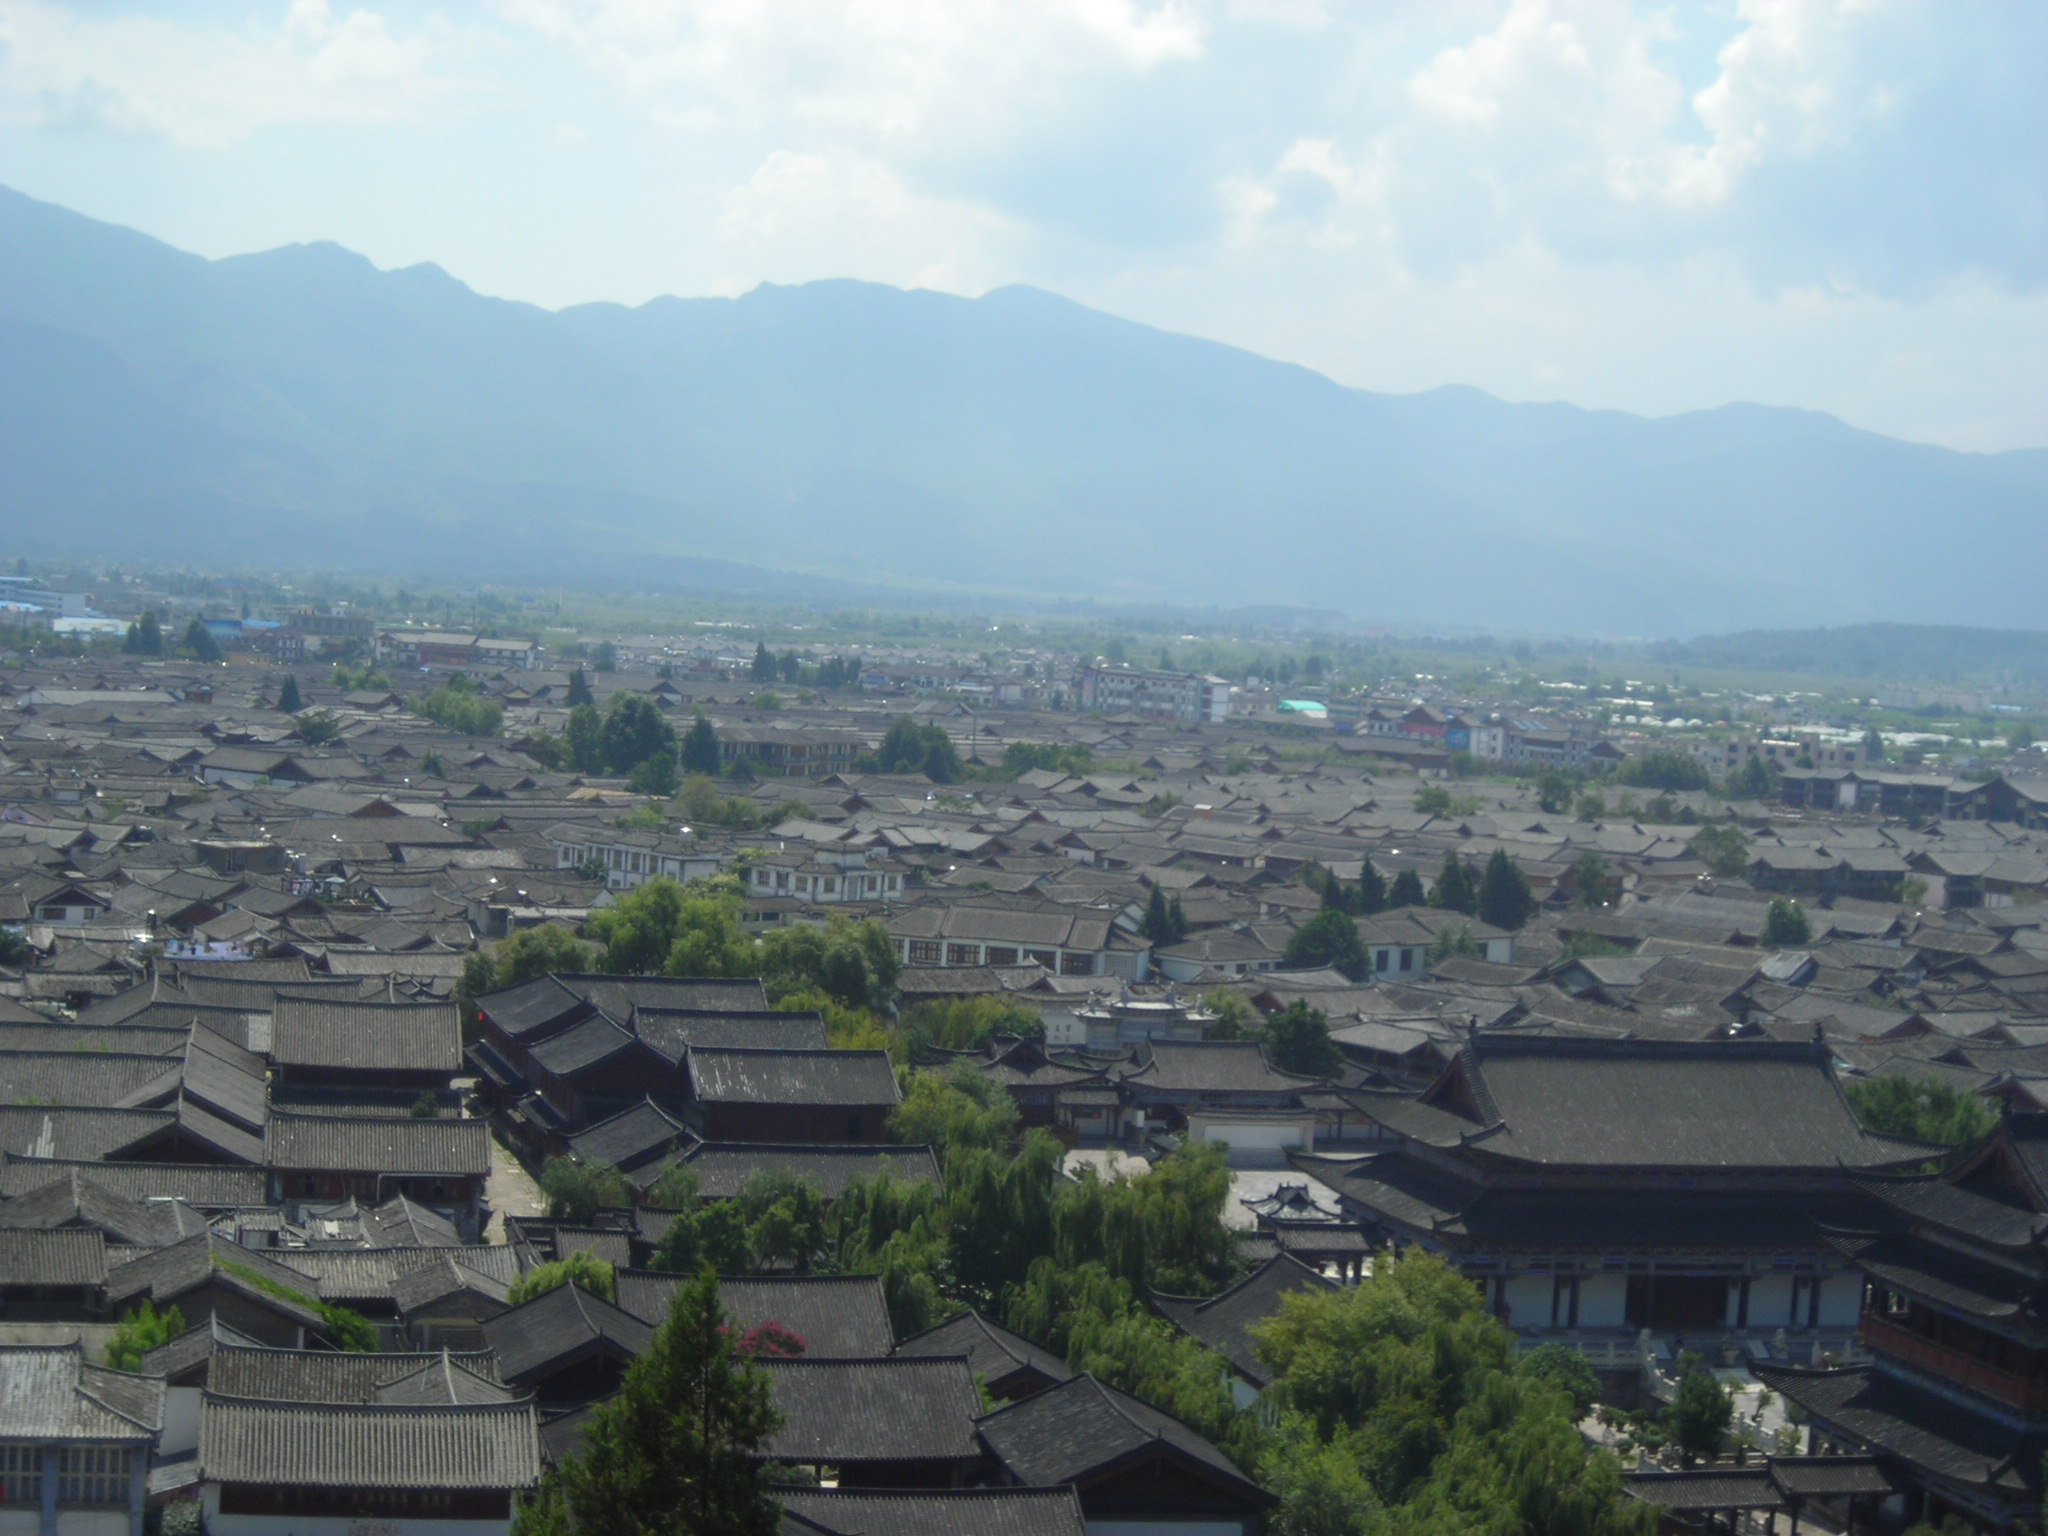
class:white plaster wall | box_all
[162,1386,202,1456]
[1748,1275,1794,1328]
[1817,1277,1863,1328]
[1502,1276,1552,1328]
[1577,1274,1628,1328]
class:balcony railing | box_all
[1861,1311,2048,1412]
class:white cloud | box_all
[0,0,470,148]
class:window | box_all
[907,941,941,965]
[945,944,982,966]
[1374,950,1390,974]
[1,1445,42,1506]
[58,1446,128,1506]
[1060,952,1094,976]
[985,947,1019,967]
[1399,948,1415,972]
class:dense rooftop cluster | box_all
[4,637,2048,1534]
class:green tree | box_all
[1201,990,1259,1041]
[1388,868,1427,908]
[1687,824,1751,877]
[1573,851,1613,910]
[124,611,163,655]
[1263,1001,1343,1078]
[1354,857,1388,915]
[1427,923,1480,963]
[751,642,775,683]
[565,703,605,774]
[1476,850,1535,930]
[1667,1354,1732,1467]
[1725,754,1777,800]
[468,926,593,1000]
[601,694,678,777]
[508,1251,618,1307]
[875,716,959,782]
[1762,896,1812,948]
[1252,1249,1648,1535]
[681,713,721,775]
[628,754,678,796]
[293,709,343,746]
[415,679,503,736]
[1285,911,1369,981]
[540,1157,633,1221]
[1536,772,1575,815]
[592,641,617,673]
[1429,853,1477,915]
[1844,1076,1996,1148]
[890,1062,1019,1155]
[1518,1343,1601,1420]
[276,675,303,713]
[106,1300,185,1371]
[1141,885,1178,946]
[526,1266,781,1536]
[1617,751,1710,792]
[653,1201,756,1278]
[565,668,595,707]
[182,619,222,663]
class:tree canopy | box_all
[519,1267,781,1536]
[1284,911,1368,981]
[1476,850,1535,930]
[1762,896,1812,948]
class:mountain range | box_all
[1,183,2041,636]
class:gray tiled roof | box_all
[976,1373,1260,1498]
[688,1048,900,1108]
[1446,1036,1934,1170]
[0,1154,270,1208]
[483,1281,653,1385]
[892,1310,1070,1394]
[0,1342,163,1440]
[761,1357,982,1465]
[199,1393,541,1489]
[0,1166,194,1245]
[565,1100,690,1170]
[271,999,461,1074]
[614,1272,894,1357]
[207,1341,504,1402]
[777,1487,1087,1536]
[266,1112,491,1176]
[0,1226,106,1286]
[1152,1254,1335,1386]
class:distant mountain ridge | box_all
[1,184,2041,635]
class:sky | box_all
[1,0,2042,452]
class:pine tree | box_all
[124,611,163,656]
[565,668,595,708]
[681,713,721,776]
[1262,1001,1342,1077]
[1355,856,1388,915]
[1763,896,1812,948]
[1142,886,1174,945]
[1388,868,1426,908]
[751,643,775,683]
[1476,849,1535,930]
[183,619,222,663]
[276,676,303,714]
[1430,853,1478,915]
[1167,893,1189,943]
[526,1266,781,1536]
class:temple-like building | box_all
[1760,1113,2048,1532]
[1295,1034,1932,1376]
